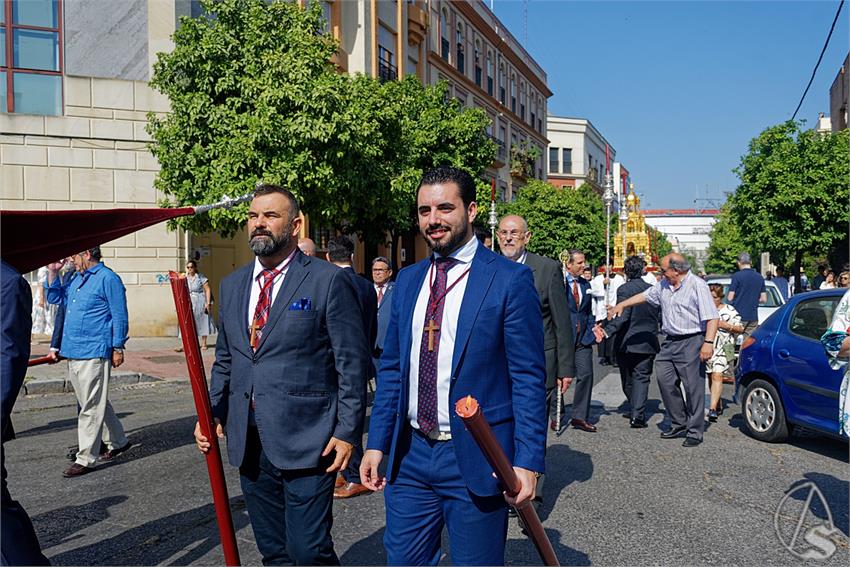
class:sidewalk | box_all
[25,335,215,395]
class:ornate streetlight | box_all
[602,172,615,305]
[488,179,498,250]
[619,196,629,265]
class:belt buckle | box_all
[427,429,452,441]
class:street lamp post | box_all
[488,179,498,250]
[602,172,615,306]
[619,203,629,266]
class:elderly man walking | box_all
[609,253,719,447]
[46,246,131,476]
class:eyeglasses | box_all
[372,268,389,273]
[497,230,525,238]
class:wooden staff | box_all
[169,271,241,566]
[455,396,559,566]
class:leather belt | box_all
[415,428,452,441]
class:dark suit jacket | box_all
[209,251,369,470]
[1,260,32,444]
[524,252,575,386]
[368,243,547,497]
[603,278,660,354]
[374,281,395,353]
[566,274,596,346]
[342,267,377,352]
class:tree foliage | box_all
[500,181,606,264]
[147,0,495,243]
[731,120,849,286]
[704,203,744,274]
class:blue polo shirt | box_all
[729,268,765,322]
[46,263,129,360]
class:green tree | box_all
[704,203,744,274]
[500,181,606,264]
[732,120,850,291]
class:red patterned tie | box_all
[376,285,384,306]
[572,278,581,337]
[417,257,457,434]
[251,268,280,350]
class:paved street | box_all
[6,360,848,566]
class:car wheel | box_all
[742,379,789,443]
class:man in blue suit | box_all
[1,260,50,565]
[563,250,602,432]
[194,184,369,565]
[360,167,547,565]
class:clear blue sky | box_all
[493,0,849,209]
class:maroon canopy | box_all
[1,207,194,275]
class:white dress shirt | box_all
[407,234,478,432]
[246,249,297,330]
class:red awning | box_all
[1,207,194,275]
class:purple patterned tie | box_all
[417,257,458,434]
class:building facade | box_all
[1,0,548,336]
[642,209,719,272]
[546,115,615,195]
[829,52,848,132]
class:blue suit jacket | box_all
[1,260,32,444]
[374,280,395,353]
[566,275,596,346]
[367,243,547,496]
[209,251,369,470]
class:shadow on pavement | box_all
[97,415,199,471]
[789,473,850,538]
[728,410,849,462]
[16,413,133,438]
[539,444,593,523]
[505,527,591,566]
[339,526,386,565]
[45,496,251,565]
[32,495,129,551]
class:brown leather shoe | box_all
[549,419,558,432]
[63,463,94,478]
[334,474,346,489]
[570,418,598,433]
[100,442,132,462]
[333,482,371,499]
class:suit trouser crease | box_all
[654,335,705,440]
[383,429,508,566]
[570,345,594,421]
[239,428,339,566]
[68,358,127,467]
[619,352,655,420]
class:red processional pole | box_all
[455,396,559,566]
[169,271,241,566]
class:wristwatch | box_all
[114,348,124,353]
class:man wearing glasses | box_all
[47,247,131,476]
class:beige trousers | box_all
[67,358,128,467]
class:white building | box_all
[642,208,719,271]
[546,115,615,195]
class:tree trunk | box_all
[793,249,803,294]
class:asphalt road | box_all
[5,360,848,566]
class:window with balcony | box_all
[455,23,464,74]
[510,74,516,114]
[486,51,493,96]
[549,147,559,173]
[519,82,525,120]
[1,0,63,115]
[440,9,449,62]
[498,62,505,105]
[473,39,481,87]
[562,148,572,174]
[378,46,397,82]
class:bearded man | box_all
[194,183,369,564]
[360,167,547,565]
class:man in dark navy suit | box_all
[1,259,50,566]
[601,256,661,428]
[361,166,547,565]
[326,235,376,500]
[194,184,369,565]
[370,256,395,371]
[563,250,602,432]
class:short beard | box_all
[426,223,470,256]
[502,246,523,261]
[249,224,291,257]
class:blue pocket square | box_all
[290,297,312,311]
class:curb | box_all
[22,372,162,396]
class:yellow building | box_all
[613,185,654,271]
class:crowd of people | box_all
[3,164,848,565]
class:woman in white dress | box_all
[707,283,744,421]
[175,260,215,351]
[821,289,850,437]
[31,262,67,335]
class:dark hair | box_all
[254,182,301,221]
[327,235,355,262]
[566,249,584,265]
[186,260,197,269]
[418,166,477,208]
[85,246,102,262]
[474,225,491,244]
[708,283,724,300]
[623,255,646,280]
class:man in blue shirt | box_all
[727,252,766,338]
[772,266,791,302]
[47,246,131,477]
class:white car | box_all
[705,277,786,325]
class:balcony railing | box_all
[378,60,398,83]
[488,134,507,163]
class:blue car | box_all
[735,289,847,443]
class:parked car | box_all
[735,289,847,443]
[705,276,785,325]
